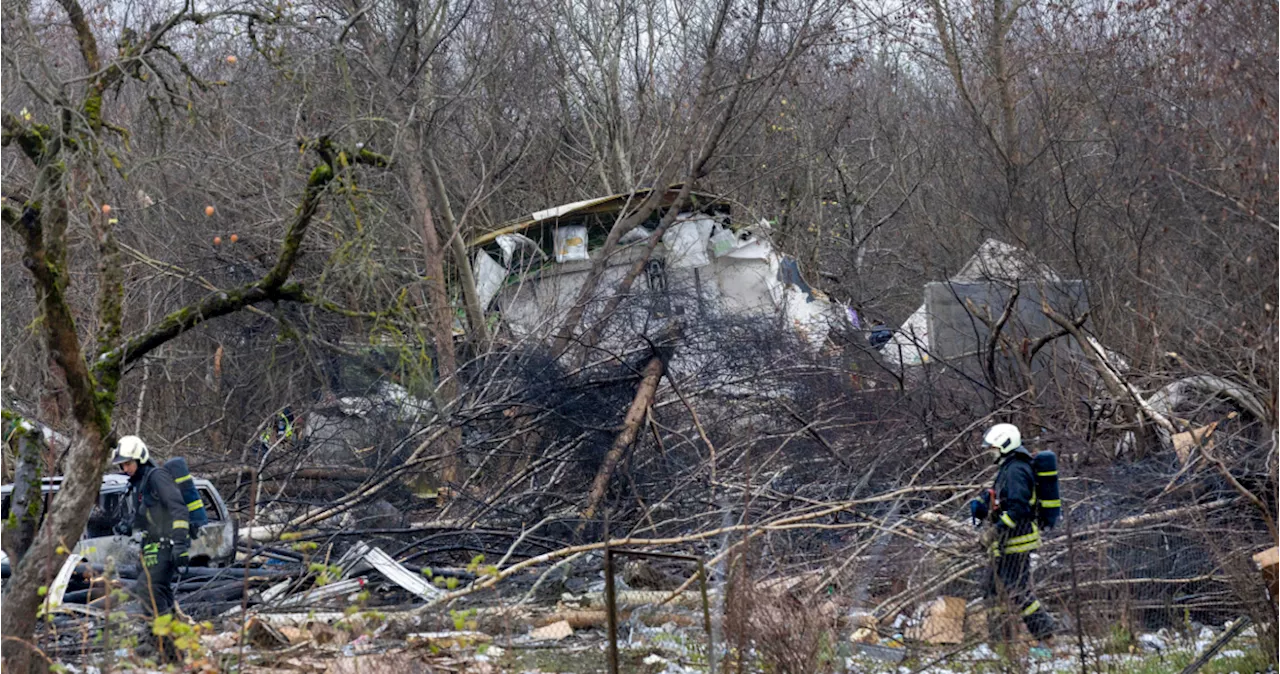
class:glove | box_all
[173,538,191,574]
[969,498,987,523]
[113,520,132,537]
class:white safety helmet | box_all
[110,435,150,465]
[983,423,1022,455]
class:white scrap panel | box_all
[554,226,589,262]
[880,305,930,368]
[473,249,507,311]
[362,545,446,601]
[41,553,84,616]
[662,216,714,269]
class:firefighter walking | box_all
[970,423,1057,653]
[111,435,190,649]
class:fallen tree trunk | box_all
[208,465,376,483]
[579,350,670,527]
[1041,298,1176,438]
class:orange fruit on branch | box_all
[205,205,216,216]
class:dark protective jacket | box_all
[989,448,1040,555]
[127,462,191,546]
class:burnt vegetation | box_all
[1,0,1275,670]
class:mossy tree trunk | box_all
[0,146,366,672]
[0,4,387,668]
[1,414,47,566]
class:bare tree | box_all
[548,0,830,357]
[0,2,387,667]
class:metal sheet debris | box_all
[274,577,367,608]
[473,249,507,311]
[362,545,446,601]
[41,554,84,616]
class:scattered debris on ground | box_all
[30,534,1276,674]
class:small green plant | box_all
[450,608,478,631]
[95,608,138,648]
[343,589,372,617]
[150,613,216,663]
[308,562,342,586]
[432,574,461,589]
[462,553,498,581]
[1104,623,1137,654]
[291,541,319,553]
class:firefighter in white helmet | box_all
[111,436,190,628]
[969,423,1056,652]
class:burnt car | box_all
[1,473,237,572]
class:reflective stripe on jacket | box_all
[989,449,1040,556]
[261,412,295,444]
[128,463,190,546]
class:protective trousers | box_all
[984,551,1055,641]
[131,541,178,617]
